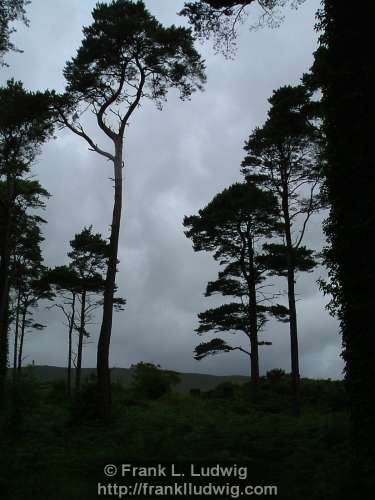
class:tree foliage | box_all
[241,84,321,412]
[308,1,375,489]
[180,0,306,55]
[0,0,29,64]
[10,215,52,375]
[0,80,53,403]
[130,362,180,400]
[184,182,288,384]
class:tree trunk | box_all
[17,304,27,374]
[67,292,76,397]
[0,205,12,403]
[75,289,86,392]
[0,290,9,408]
[12,287,22,383]
[0,175,15,405]
[97,140,123,419]
[282,192,300,416]
[247,232,260,393]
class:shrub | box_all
[266,369,286,383]
[130,362,180,400]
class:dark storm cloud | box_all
[1,0,343,379]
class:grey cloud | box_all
[2,0,343,379]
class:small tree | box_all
[10,219,53,375]
[68,226,113,392]
[46,265,80,397]
[52,0,206,418]
[241,85,321,413]
[184,182,288,390]
[48,227,125,394]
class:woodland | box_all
[0,1,374,499]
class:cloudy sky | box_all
[2,0,343,379]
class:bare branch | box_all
[119,57,146,136]
[54,107,114,162]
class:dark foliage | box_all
[130,362,180,400]
[180,0,306,55]
[0,0,29,64]
[0,375,350,500]
[308,1,375,493]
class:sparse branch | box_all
[232,345,251,356]
[55,107,114,161]
[97,63,128,140]
[120,58,146,136]
[294,178,319,249]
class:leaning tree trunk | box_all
[282,192,300,416]
[97,139,123,419]
[75,289,86,391]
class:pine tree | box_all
[51,0,205,418]
[0,80,53,404]
[184,181,288,390]
[241,85,321,413]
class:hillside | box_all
[14,365,250,392]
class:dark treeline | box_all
[0,0,374,497]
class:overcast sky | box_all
[1,0,343,379]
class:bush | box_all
[130,362,180,400]
[210,382,236,399]
[266,369,286,383]
[70,380,99,423]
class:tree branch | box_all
[55,107,114,162]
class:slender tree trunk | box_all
[75,289,86,392]
[17,304,27,374]
[12,287,22,383]
[0,207,12,403]
[282,193,300,415]
[67,292,76,397]
[97,139,123,419]
[0,291,9,408]
[247,233,260,392]
[0,175,15,405]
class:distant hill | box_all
[16,365,249,392]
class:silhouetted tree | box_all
[180,0,306,54]
[48,227,125,395]
[0,0,29,64]
[52,0,206,419]
[184,182,288,390]
[68,227,109,392]
[0,80,53,403]
[10,209,48,381]
[46,265,80,397]
[241,85,321,413]
[9,220,52,375]
[307,1,375,491]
